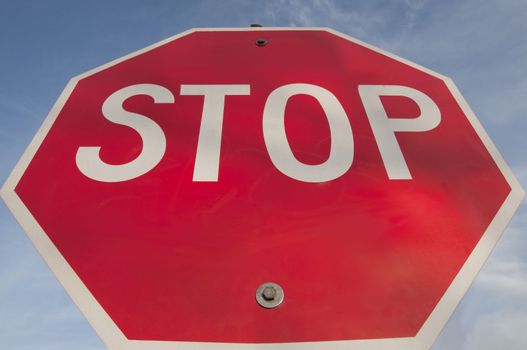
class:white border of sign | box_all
[1,27,524,350]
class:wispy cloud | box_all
[0,216,103,350]
[462,310,527,350]
[262,0,383,38]
[433,204,527,350]
[477,255,527,296]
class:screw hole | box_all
[256,38,267,47]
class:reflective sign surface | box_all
[3,28,523,350]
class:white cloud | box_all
[475,204,527,297]
[0,218,103,350]
[463,310,527,350]
[476,257,527,296]
[432,203,527,350]
[263,0,383,38]
[512,165,527,186]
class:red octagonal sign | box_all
[1,28,524,350]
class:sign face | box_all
[1,28,524,350]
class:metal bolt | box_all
[262,286,277,301]
[256,282,284,309]
[255,38,267,47]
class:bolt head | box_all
[262,286,276,301]
[255,282,284,309]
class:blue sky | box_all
[0,0,526,349]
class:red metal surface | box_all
[15,30,510,342]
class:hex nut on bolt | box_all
[256,282,284,308]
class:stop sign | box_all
[1,27,524,350]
